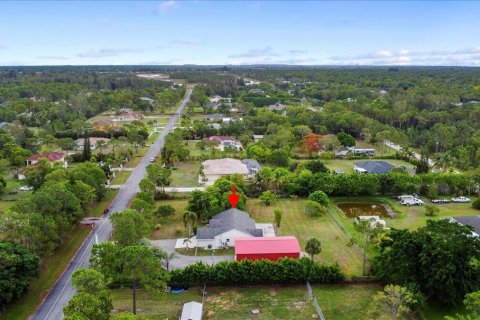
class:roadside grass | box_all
[1,226,91,320]
[322,158,414,173]
[170,161,201,187]
[89,189,119,217]
[151,199,189,239]
[124,147,149,168]
[147,132,160,144]
[246,199,364,276]
[111,170,131,185]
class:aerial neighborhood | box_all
[0,53,480,320]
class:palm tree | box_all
[183,210,197,237]
[401,146,415,160]
[96,140,106,161]
[434,153,454,172]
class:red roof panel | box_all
[235,236,301,255]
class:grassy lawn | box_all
[176,247,234,256]
[151,199,190,239]
[204,286,316,319]
[147,132,160,144]
[322,158,414,173]
[111,287,203,319]
[111,170,131,185]
[2,226,92,320]
[124,147,149,168]
[247,199,364,276]
[170,161,201,187]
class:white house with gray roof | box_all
[196,208,263,249]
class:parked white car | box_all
[19,186,33,191]
[451,197,471,203]
[149,157,155,163]
[400,198,424,206]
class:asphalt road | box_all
[31,88,192,320]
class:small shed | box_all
[235,236,301,262]
[180,301,203,320]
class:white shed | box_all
[180,301,203,320]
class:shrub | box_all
[424,204,439,216]
[304,200,327,217]
[168,257,344,287]
[155,205,176,217]
[308,190,330,207]
[259,190,277,206]
[472,198,480,210]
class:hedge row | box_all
[169,258,344,287]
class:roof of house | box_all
[119,111,143,119]
[252,134,264,139]
[241,159,261,169]
[181,301,203,320]
[27,152,64,162]
[203,136,238,144]
[235,236,300,255]
[75,137,110,145]
[196,208,263,239]
[205,113,224,119]
[94,119,114,126]
[354,161,395,173]
[210,123,221,130]
[268,103,287,111]
[451,216,480,235]
[202,158,249,175]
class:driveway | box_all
[150,239,234,269]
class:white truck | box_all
[431,198,450,204]
[451,196,471,203]
[400,197,424,206]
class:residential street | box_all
[31,88,193,320]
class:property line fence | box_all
[306,281,326,320]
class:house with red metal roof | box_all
[26,152,67,168]
[235,236,301,262]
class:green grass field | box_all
[151,199,190,239]
[247,199,364,276]
[170,161,201,187]
[111,170,132,185]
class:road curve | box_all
[31,88,193,320]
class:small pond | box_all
[337,202,390,218]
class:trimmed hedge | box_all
[169,257,344,287]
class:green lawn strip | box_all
[147,132,160,144]
[247,199,364,276]
[111,170,132,185]
[124,147,149,168]
[170,161,201,187]
[1,226,91,320]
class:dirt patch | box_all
[269,288,277,297]
[207,290,241,311]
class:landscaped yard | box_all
[111,170,131,185]
[151,199,190,239]
[247,199,364,276]
[170,161,201,187]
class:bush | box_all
[424,204,439,216]
[259,190,277,206]
[155,205,176,217]
[304,200,327,217]
[308,190,330,207]
[472,198,480,210]
[168,257,344,287]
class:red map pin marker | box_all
[228,185,240,209]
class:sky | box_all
[0,1,479,66]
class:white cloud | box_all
[330,46,480,66]
[229,47,277,58]
[78,48,144,58]
[171,39,203,45]
[157,1,177,14]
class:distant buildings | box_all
[200,158,249,185]
[203,136,242,151]
[75,137,110,151]
[252,134,264,142]
[354,160,395,174]
[114,111,143,122]
[268,103,287,111]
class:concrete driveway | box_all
[150,239,234,270]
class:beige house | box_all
[200,158,248,186]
